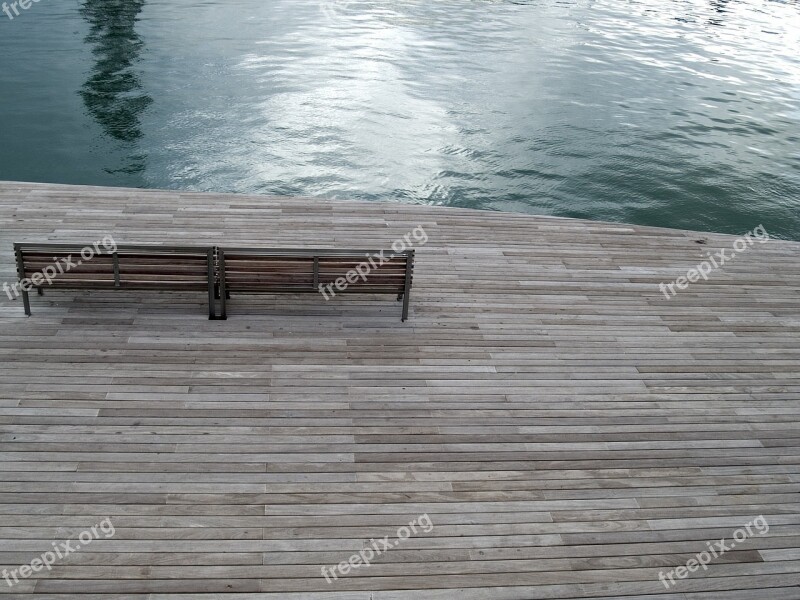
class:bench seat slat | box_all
[225,286,405,293]
[38,282,210,290]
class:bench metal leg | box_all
[21,289,31,316]
[218,251,228,320]
[207,249,219,320]
[213,285,230,301]
[14,246,31,317]
[401,250,413,322]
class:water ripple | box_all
[0,0,798,238]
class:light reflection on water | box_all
[0,0,798,238]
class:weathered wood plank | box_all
[0,181,799,598]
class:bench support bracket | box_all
[207,249,221,320]
[217,250,228,320]
[401,250,414,322]
[14,245,31,317]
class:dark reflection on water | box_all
[80,0,150,171]
[0,0,798,238]
[708,0,729,27]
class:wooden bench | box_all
[217,248,414,321]
[12,244,415,321]
[13,243,218,319]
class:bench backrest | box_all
[218,248,413,294]
[14,244,215,291]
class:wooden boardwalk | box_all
[1,181,799,599]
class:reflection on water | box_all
[707,0,729,26]
[79,0,151,173]
[0,0,798,238]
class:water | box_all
[0,0,798,239]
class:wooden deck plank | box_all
[0,181,799,597]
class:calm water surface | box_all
[1,0,798,238]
